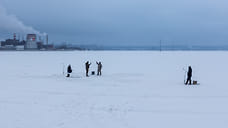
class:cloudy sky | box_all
[0,0,228,46]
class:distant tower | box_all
[46,34,48,45]
[18,34,20,41]
[13,33,16,40]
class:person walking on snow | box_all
[66,64,72,77]
[185,66,192,85]
[85,61,91,77]
[96,61,102,76]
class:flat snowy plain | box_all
[0,51,228,128]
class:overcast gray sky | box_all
[1,0,228,46]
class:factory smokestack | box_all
[18,34,20,41]
[13,33,16,40]
[46,34,48,45]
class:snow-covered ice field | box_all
[1,51,228,128]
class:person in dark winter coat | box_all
[66,64,72,77]
[85,61,91,77]
[96,61,102,76]
[185,66,192,85]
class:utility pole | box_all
[160,40,162,52]
[46,34,48,45]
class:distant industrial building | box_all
[0,34,25,50]
[0,33,54,50]
[0,33,83,51]
[26,34,37,49]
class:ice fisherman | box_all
[85,61,91,77]
[185,66,192,85]
[66,64,72,77]
[96,61,102,76]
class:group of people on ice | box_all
[66,61,102,77]
[66,62,196,85]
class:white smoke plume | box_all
[0,5,45,39]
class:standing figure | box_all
[85,61,91,77]
[67,64,72,77]
[96,61,102,76]
[185,66,192,85]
